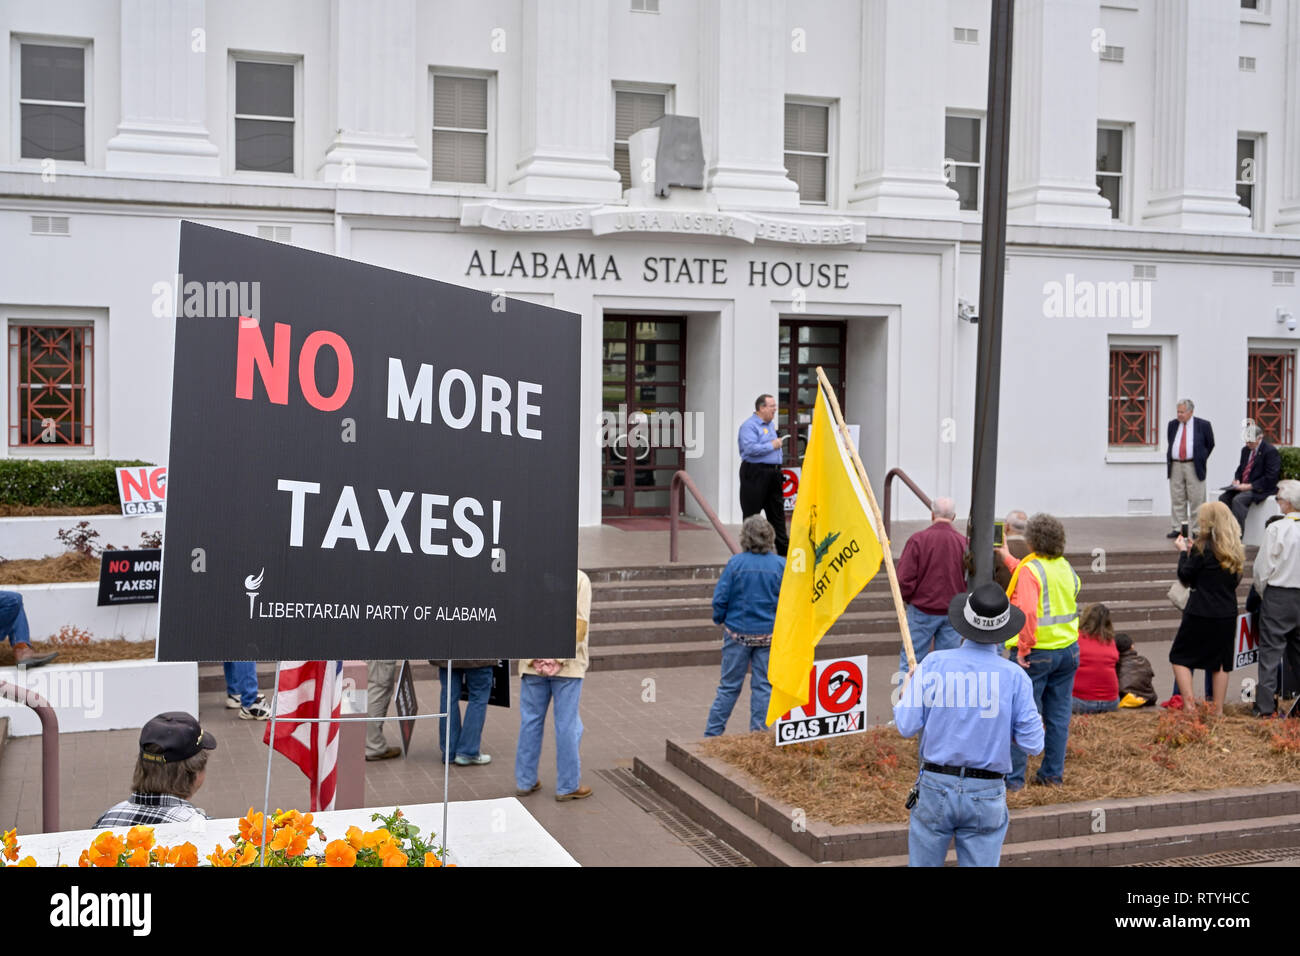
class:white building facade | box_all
[2,0,1300,528]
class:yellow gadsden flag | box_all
[765,380,884,725]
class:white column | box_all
[1277,0,1300,232]
[1142,0,1251,231]
[508,0,622,200]
[104,0,219,175]
[318,0,428,186]
[848,0,958,216]
[1005,0,1111,224]
[698,0,799,209]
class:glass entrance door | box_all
[601,316,687,516]
[778,320,846,466]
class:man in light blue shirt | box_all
[894,582,1044,867]
[737,393,788,556]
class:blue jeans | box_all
[0,591,31,646]
[515,674,584,795]
[1071,696,1118,714]
[222,662,259,706]
[1008,643,1079,789]
[908,770,1009,867]
[704,634,771,736]
[899,605,962,678]
[438,666,493,760]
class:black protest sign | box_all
[97,549,162,606]
[458,660,511,708]
[158,222,580,661]
[394,660,417,756]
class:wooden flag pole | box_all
[814,367,916,671]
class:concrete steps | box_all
[586,547,1249,670]
[633,738,1300,866]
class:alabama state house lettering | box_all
[466,250,850,289]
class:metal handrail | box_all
[669,470,740,562]
[0,680,59,832]
[882,467,933,539]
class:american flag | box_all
[262,661,343,812]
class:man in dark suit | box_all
[1167,399,1214,539]
[1219,424,1281,532]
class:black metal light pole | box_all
[968,0,1015,585]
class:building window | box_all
[613,89,666,192]
[432,74,488,184]
[779,321,845,466]
[19,43,86,162]
[1096,126,1124,220]
[785,101,830,204]
[944,115,981,212]
[631,0,660,11]
[234,60,295,173]
[1248,350,1294,445]
[8,324,94,447]
[1237,136,1260,228]
[1108,348,1159,446]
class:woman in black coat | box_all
[1171,501,1244,713]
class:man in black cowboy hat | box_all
[893,583,1044,867]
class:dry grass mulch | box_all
[0,504,119,517]
[0,552,100,584]
[0,639,155,666]
[697,705,1300,826]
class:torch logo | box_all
[244,568,264,620]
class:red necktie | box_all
[1244,447,1258,481]
[1178,425,1187,460]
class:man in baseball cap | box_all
[95,712,217,827]
[893,582,1044,866]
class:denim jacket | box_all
[712,550,785,635]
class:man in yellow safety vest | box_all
[996,512,1080,791]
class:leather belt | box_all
[923,762,1004,780]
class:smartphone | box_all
[993,521,1005,547]
[1181,522,1189,539]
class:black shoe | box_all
[1166,530,1180,539]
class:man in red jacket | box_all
[895,496,969,678]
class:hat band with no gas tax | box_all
[964,603,1011,631]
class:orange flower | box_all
[300,813,314,832]
[92,831,124,858]
[302,856,318,867]
[207,845,233,867]
[238,809,265,846]
[424,852,443,868]
[125,826,155,851]
[78,850,90,868]
[2,828,17,861]
[2,845,16,862]
[379,845,407,868]
[345,825,365,851]
[234,844,258,867]
[16,856,36,867]
[286,833,310,858]
[125,847,150,867]
[165,844,198,868]
[268,827,294,853]
[324,840,356,868]
[361,828,392,849]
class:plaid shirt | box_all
[94,792,206,828]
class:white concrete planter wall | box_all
[1,513,165,561]
[11,582,157,643]
[0,658,197,737]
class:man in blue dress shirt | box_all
[737,394,789,556]
[894,582,1044,867]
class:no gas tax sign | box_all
[775,655,868,745]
